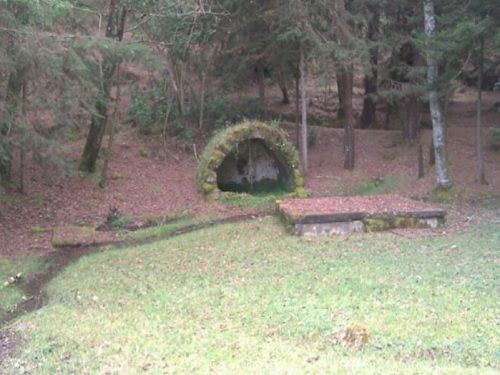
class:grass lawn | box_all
[2,217,499,374]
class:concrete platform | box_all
[277,195,446,236]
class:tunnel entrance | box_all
[216,138,293,194]
[196,121,304,198]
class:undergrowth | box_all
[354,174,409,196]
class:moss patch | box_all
[51,225,96,248]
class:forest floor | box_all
[0,84,499,257]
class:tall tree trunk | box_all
[418,142,425,178]
[423,0,451,188]
[336,69,345,120]
[299,44,308,173]
[360,61,378,129]
[338,64,355,170]
[277,68,290,105]
[360,9,379,129]
[404,94,420,141]
[476,34,486,184]
[198,71,207,129]
[279,84,290,105]
[80,0,126,173]
[0,64,28,184]
[295,72,300,148]
[176,66,185,116]
[100,63,122,189]
[18,80,28,193]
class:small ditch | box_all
[0,213,266,329]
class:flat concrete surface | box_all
[277,195,446,235]
[277,194,445,223]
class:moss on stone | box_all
[202,183,216,193]
[363,216,426,232]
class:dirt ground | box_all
[0,84,499,257]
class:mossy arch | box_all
[197,121,306,198]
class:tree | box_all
[423,0,452,189]
[359,2,380,129]
[299,42,308,173]
[469,0,500,184]
[0,0,74,186]
[475,34,486,184]
[79,0,127,173]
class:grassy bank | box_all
[2,218,499,374]
[0,256,48,323]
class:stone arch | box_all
[196,121,305,197]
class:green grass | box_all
[2,219,499,374]
[217,190,288,209]
[0,256,48,319]
[354,174,409,196]
[119,216,197,242]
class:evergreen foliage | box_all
[0,0,497,189]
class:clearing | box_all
[1,218,498,373]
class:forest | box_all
[0,1,499,373]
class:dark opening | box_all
[216,138,293,194]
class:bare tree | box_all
[299,42,308,173]
[475,34,487,184]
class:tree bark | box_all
[256,61,266,107]
[280,84,290,105]
[198,71,207,129]
[295,73,300,148]
[404,94,420,141]
[80,0,126,173]
[336,68,345,120]
[100,63,122,189]
[418,142,425,179]
[360,63,377,129]
[338,64,355,170]
[476,34,486,184]
[299,44,308,173]
[429,138,435,165]
[0,64,28,183]
[423,0,451,188]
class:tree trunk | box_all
[299,44,308,173]
[418,142,425,178]
[336,69,346,120]
[0,64,28,183]
[256,61,266,107]
[176,66,185,116]
[80,0,126,173]
[404,94,420,141]
[338,65,355,170]
[360,65,377,129]
[198,71,207,129]
[100,63,122,189]
[280,84,290,105]
[295,73,300,148]
[424,0,451,188]
[429,138,435,165]
[18,80,28,193]
[476,34,487,184]
[360,10,379,129]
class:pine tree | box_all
[79,0,127,173]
